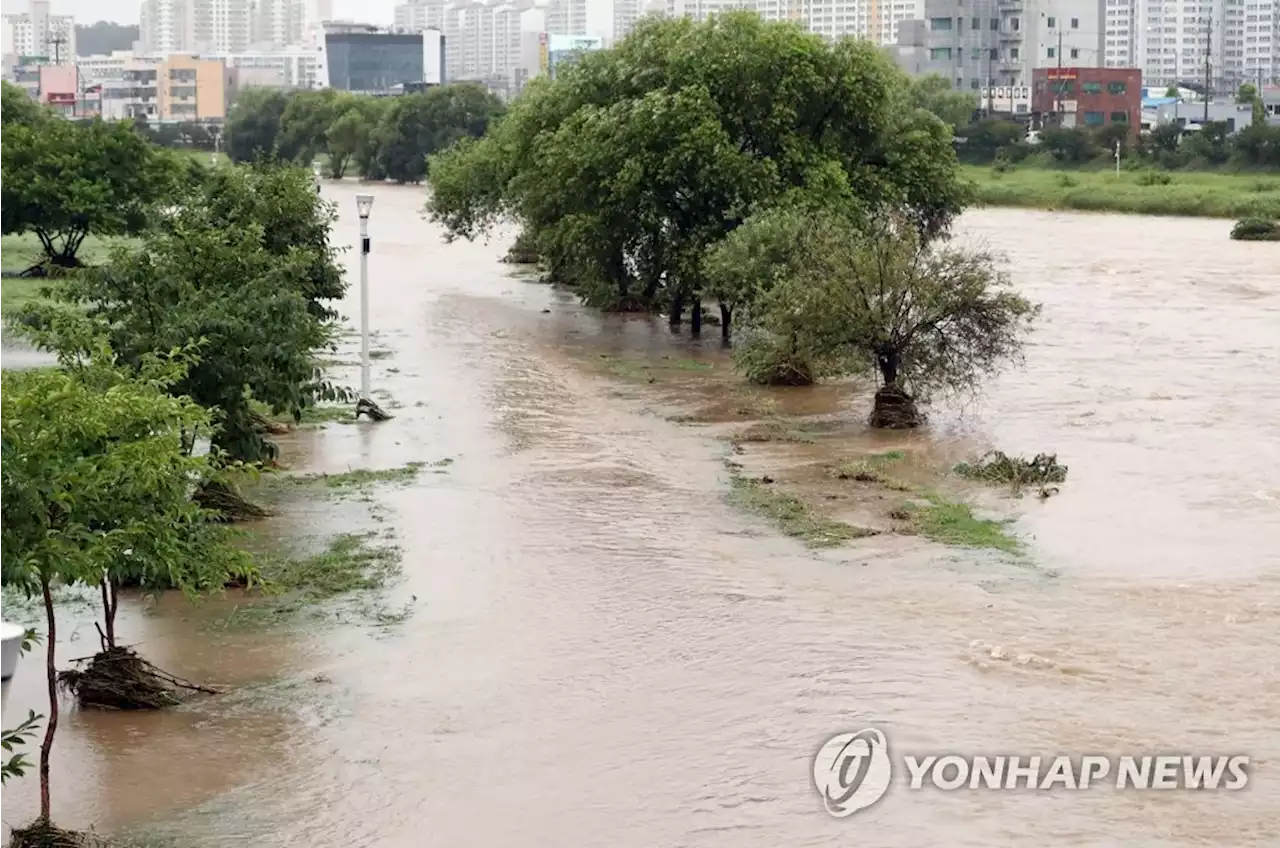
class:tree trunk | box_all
[39,575,58,823]
[690,298,702,337]
[99,578,119,651]
[720,303,732,343]
[668,292,684,327]
[868,386,921,429]
[876,349,899,387]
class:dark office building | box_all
[322,28,425,94]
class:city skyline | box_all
[0,0,393,25]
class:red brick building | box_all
[1032,67,1142,139]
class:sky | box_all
[0,0,395,26]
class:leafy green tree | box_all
[1237,83,1259,105]
[1164,84,1181,98]
[428,14,967,330]
[373,83,505,184]
[1039,126,1098,164]
[13,166,345,463]
[226,87,289,162]
[956,118,1026,164]
[908,74,979,131]
[2,710,41,784]
[277,88,345,163]
[2,359,249,836]
[1,117,176,271]
[325,108,369,178]
[1,80,47,127]
[1181,120,1233,165]
[730,210,1037,426]
[194,160,346,320]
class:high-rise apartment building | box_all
[140,0,252,54]
[2,1,77,62]
[892,0,1105,92]
[1131,0,1276,91]
[548,0,590,34]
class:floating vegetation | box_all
[58,647,217,711]
[831,450,913,490]
[954,450,1068,497]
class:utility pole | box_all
[1203,7,1212,123]
[987,49,994,115]
[49,33,65,65]
[1054,30,1064,119]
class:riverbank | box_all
[961,164,1280,218]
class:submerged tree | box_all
[426,13,968,329]
[733,211,1038,426]
[1,358,253,845]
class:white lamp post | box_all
[356,194,374,402]
[313,161,323,194]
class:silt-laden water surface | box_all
[2,185,1277,846]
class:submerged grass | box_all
[222,531,408,627]
[962,165,1280,218]
[727,472,877,548]
[898,494,1021,554]
[731,419,824,444]
[831,449,913,490]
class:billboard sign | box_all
[547,34,602,79]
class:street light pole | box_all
[356,194,373,401]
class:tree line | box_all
[427,13,1037,430]
[909,74,1280,170]
[2,83,351,846]
[224,83,506,184]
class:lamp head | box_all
[356,194,374,220]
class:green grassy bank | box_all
[1,234,138,314]
[961,165,1280,219]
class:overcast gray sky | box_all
[1,0,394,26]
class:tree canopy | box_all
[426,13,969,327]
[1,112,177,269]
[223,84,504,183]
[12,161,347,463]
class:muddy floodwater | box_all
[3,186,1278,847]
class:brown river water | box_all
[3,184,1278,847]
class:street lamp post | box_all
[356,194,374,402]
[352,194,391,422]
[313,161,323,194]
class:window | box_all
[930,16,953,29]
[1071,17,1080,27]
[1082,80,1102,93]
[990,47,998,58]
[990,17,999,29]
[1083,110,1105,124]
[1048,47,1056,57]
[1110,111,1129,122]
[930,47,954,60]
[1107,80,1127,94]
[1070,48,1079,58]
[972,16,980,28]
[1011,17,1020,30]
[971,78,981,89]
[1054,80,1076,94]
[1047,15,1057,26]
[1010,47,1020,59]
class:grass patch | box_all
[595,353,655,382]
[1,233,137,275]
[369,348,393,360]
[1,277,58,314]
[897,494,1021,554]
[311,462,425,488]
[728,473,877,548]
[833,449,913,490]
[961,165,1280,218]
[731,419,821,444]
[294,404,358,426]
[660,355,714,371]
[222,531,409,626]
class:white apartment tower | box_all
[140,0,253,54]
[1132,0,1276,91]
[548,0,590,33]
[2,0,77,61]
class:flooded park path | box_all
[3,184,1278,846]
